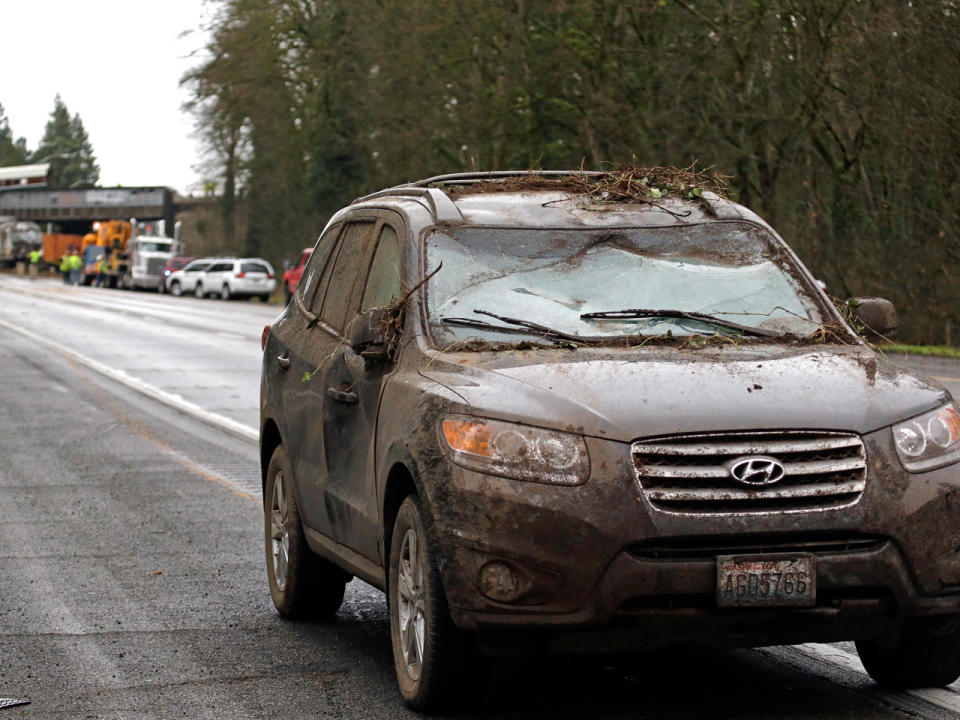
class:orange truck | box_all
[80,220,133,287]
[42,233,86,264]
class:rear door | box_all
[203,261,233,295]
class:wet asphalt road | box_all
[2,275,960,719]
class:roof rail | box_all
[411,170,604,186]
[351,186,462,222]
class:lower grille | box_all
[628,533,886,561]
[633,431,867,514]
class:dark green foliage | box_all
[31,95,99,189]
[0,103,29,167]
[184,0,960,344]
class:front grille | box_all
[146,257,166,275]
[633,431,866,514]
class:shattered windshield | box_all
[425,223,826,345]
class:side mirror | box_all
[348,307,394,361]
[848,297,897,338]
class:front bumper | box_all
[425,429,960,646]
[130,270,162,289]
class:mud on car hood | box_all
[422,346,948,443]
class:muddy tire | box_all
[264,445,347,619]
[856,631,960,688]
[389,495,473,711]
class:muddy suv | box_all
[260,170,960,710]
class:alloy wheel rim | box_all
[397,527,426,681]
[270,470,289,590]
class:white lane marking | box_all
[793,643,960,713]
[0,317,258,443]
[217,331,246,340]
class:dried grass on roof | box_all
[443,164,731,216]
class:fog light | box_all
[479,561,523,602]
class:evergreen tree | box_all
[32,95,99,188]
[0,102,29,166]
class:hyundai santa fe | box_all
[259,170,960,710]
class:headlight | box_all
[440,416,589,485]
[893,402,960,472]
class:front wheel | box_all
[389,495,473,711]
[857,629,960,688]
[170,281,182,296]
[264,445,347,619]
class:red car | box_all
[282,248,312,303]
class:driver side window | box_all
[361,225,403,311]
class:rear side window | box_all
[318,221,377,331]
[299,224,341,306]
[241,262,269,274]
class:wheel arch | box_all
[260,418,283,495]
[381,456,422,578]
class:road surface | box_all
[2,274,960,719]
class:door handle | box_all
[276,354,291,371]
[326,387,358,404]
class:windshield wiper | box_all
[441,309,587,344]
[580,308,779,338]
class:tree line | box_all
[184,0,959,344]
[0,95,99,189]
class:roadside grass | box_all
[872,343,960,358]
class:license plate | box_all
[717,554,816,607]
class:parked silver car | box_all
[197,258,275,301]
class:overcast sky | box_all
[1,1,213,195]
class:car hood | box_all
[420,345,948,442]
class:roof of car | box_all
[349,170,767,230]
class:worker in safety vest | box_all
[28,248,41,279]
[59,253,71,284]
[94,255,107,287]
[68,250,83,285]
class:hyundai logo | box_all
[728,456,786,486]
